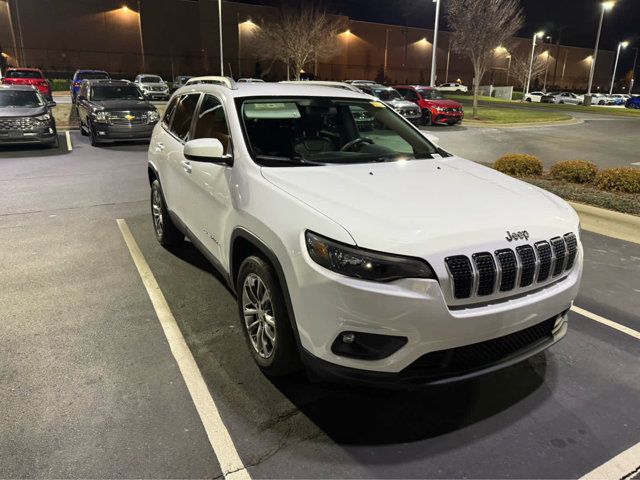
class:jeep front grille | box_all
[445,233,578,302]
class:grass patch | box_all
[52,104,77,128]
[449,94,640,118]
[524,177,640,216]
[467,107,571,124]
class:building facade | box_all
[0,0,615,91]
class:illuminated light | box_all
[456,78,462,83]
[535,31,545,38]
[343,29,351,35]
[621,41,629,48]
[602,1,615,11]
[122,5,129,12]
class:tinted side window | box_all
[162,96,179,128]
[170,94,200,141]
[192,95,231,155]
[405,89,419,101]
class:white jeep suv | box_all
[147,77,582,386]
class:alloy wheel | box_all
[152,188,163,237]
[242,273,276,358]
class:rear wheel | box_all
[526,97,532,102]
[150,180,183,247]
[237,256,301,376]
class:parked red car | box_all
[2,68,52,99]
[394,85,464,126]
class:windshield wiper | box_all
[254,154,325,167]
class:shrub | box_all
[595,168,640,194]
[48,78,71,92]
[550,160,598,184]
[494,153,543,177]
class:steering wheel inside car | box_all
[340,137,374,152]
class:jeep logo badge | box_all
[506,230,529,242]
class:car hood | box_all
[261,156,578,256]
[0,106,46,117]
[386,99,420,110]
[91,100,154,111]
[427,99,462,108]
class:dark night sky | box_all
[233,0,640,73]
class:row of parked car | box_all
[524,90,638,107]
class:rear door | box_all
[160,93,201,223]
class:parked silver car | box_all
[355,84,422,124]
[541,92,584,105]
[134,74,170,101]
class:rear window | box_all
[6,70,43,79]
[77,72,109,81]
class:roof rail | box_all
[185,76,238,90]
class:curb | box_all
[463,117,583,129]
[570,202,640,246]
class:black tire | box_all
[456,89,462,93]
[236,255,301,376]
[526,97,532,102]
[559,100,565,104]
[80,120,89,136]
[150,179,183,247]
[88,121,100,146]
[48,134,60,149]
[421,110,432,126]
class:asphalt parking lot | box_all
[431,110,640,169]
[1,131,639,478]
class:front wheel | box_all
[237,256,301,376]
[421,110,433,126]
[88,121,100,146]
[526,98,532,102]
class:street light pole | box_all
[543,36,551,91]
[609,41,628,94]
[525,31,544,96]
[430,0,441,87]
[587,1,615,98]
[630,47,639,93]
[218,0,224,75]
[137,0,146,72]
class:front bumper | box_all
[0,126,57,145]
[144,91,170,100]
[304,312,568,388]
[431,111,464,124]
[93,122,156,141]
[291,240,582,381]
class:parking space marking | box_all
[572,305,640,340]
[65,131,72,151]
[632,162,640,166]
[116,219,250,480]
[581,442,640,479]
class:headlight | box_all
[93,111,110,123]
[305,231,436,282]
[147,110,160,123]
[35,113,51,122]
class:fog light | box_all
[342,333,355,344]
[331,331,408,360]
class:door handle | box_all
[155,142,165,152]
[181,160,192,174]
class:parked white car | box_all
[524,91,545,103]
[147,77,582,386]
[437,82,468,93]
[134,74,170,100]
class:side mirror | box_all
[184,138,233,166]
[47,100,57,107]
[76,95,86,102]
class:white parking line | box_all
[571,305,640,340]
[116,219,250,480]
[580,442,640,479]
[65,130,72,151]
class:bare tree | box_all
[510,49,547,93]
[446,0,524,118]
[254,6,347,81]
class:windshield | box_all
[418,89,446,100]
[140,76,162,83]
[239,97,439,166]
[78,72,109,81]
[91,85,144,101]
[373,88,402,101]
[0,90,44,108]
[6,70,43,79]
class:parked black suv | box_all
[0,85,58,148]
[76,79,159,146]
